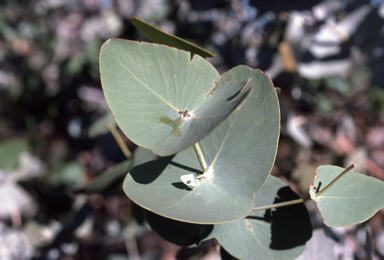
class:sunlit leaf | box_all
[144,176,312,260]
[123,66,279,223]
[100,39,252,156]
[208,176,312,260]
[310,165,384,227]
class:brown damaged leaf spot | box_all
[178,109,191,119]
[247,223,251,229]
[158,116,182,137]
[204,80,220,98]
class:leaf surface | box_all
[100,39,252,156]
[310,165,384,227]
[123,66,280,223]
[208,176,312,260]
[144,176,312,260]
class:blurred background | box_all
[1,0,384,259]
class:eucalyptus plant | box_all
[85,17,384,259]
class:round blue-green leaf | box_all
[123,66,280,223]
[100,39,252,156]
[144,176,312,260]
[310,165,384,227]
[208,176,312,260]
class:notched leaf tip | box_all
[189,52,195,62]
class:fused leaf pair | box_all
[100,37,280,224]
[100,39,253,157]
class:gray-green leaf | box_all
[310,165,384,227]
[100,39,252,156]
[123,66,280,223]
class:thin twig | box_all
[107,124,132,159]
[315,164,355,198]
[252,197,311,212]
[252,165,355,211]
[123,223,141,260]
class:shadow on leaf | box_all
[169,161,202,174]
[247,186,312,250]
[172,182,192,191]
[130,156,174,184]
[145,210,214,247]
[269,186,312,249]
